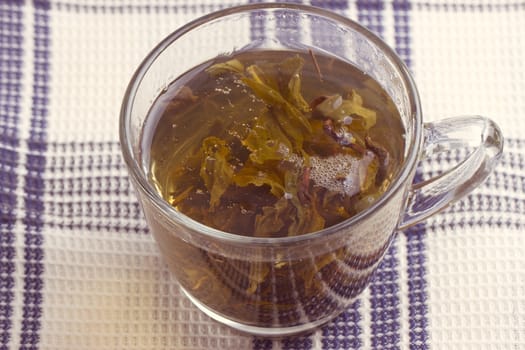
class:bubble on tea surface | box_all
[309,154,361,196]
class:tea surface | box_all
[143,49,405,237]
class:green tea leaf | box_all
[288,201,326,236]
[233,164,285,197]
[280,56,311,113]
[283,169,325,236]
[205,58,244,76]
[245,64,279,91]
[206,54,314,152]
[247,263,270,294]
[303,119,344,156]
[313,92,377,130]
[287,72,310,113]
[307,253,337,289]
[241,56,313,150]
[199,136,235,209]
[241,115,293,164]
[254,196,293,237]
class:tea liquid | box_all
[142,49,405,237]
[140,49,407,328]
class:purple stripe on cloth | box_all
[45,220,148,234]
[393,0,411,68]
[414,1,525,12]
[357,0,384,37]
[306,1,365,347]
[368,248,401,349]
[309,0,349,57]
[1,0,24,6]
[248,0,265,43]
[505,137,525,148]
[393,1,429,348]
[356,2,402,349]
[310,0,348,12]
[499,150,525,169]
[0,2,24,348]
[403,225,429,349]
[252,337,273,350]
[276,0,302,51]
[486,170,525,193]
[321,301,361,349]
[247,2,308,348]
[52,2,227,14]
[429,216,525,231]
[248,3,314,348]
[246,3,274,348]
[44,141,147,234]
[56,0,525,15]
[282,335,312,350]
[444,193,525,216]
[277,5,316,346]
[250,3,312,349]
[18,1,51,349]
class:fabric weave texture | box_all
[0,0,524,349]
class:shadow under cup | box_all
[120,4,501,336]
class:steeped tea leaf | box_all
[274,55,311,112]
[247,263,270,294]
[233,164,284,197]
[240,75,311,150]
[313,92,377,130]
[283,169,325,236]
[241,115,292,164]
[199,136,235,209]
[205,58,244,76]
[208,55,313,151]
[254,196,292,237]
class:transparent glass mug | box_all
[120,3,503,336]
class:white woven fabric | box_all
[0,1,523,349]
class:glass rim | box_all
[119,2,423,246]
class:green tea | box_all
[141,49,405,327]
[143,50,404,237]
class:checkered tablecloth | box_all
[1,0,524,349]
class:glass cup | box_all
[120,3,503,336]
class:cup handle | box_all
[399,116,504,230]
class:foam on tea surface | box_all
[311,152,376,196]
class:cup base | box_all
[180,286,337,337]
